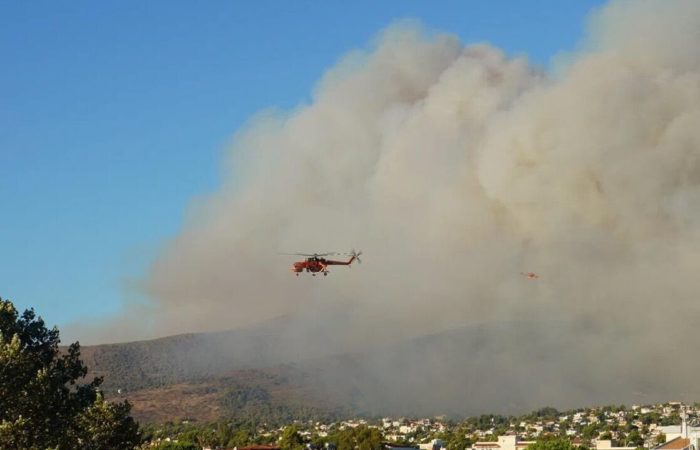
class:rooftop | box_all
[657,438,691,450]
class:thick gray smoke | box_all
[94,0,700,413]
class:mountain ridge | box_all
[75,318,696,423]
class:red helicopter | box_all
[520,271,539,280]
[283,250,362,276]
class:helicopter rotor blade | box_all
[278,252,336,257]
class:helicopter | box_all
[521,271,539,280]
[283,250,362,276]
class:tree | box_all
[625,431,643,447]
[152,441,200,450]
[445,428,472,450]
[527,437,575,450]
[280,424,305,450]
[0,297,141,449]
[536,408,561,419]
[655,433,667,445]
[330,425,383,450]
[581,424,600,441]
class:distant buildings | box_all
[595,440,637,450]
[171,402,700,450]
[473,435,535,450]
[419,439,446,450]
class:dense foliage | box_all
[141,420,270,449]
[331,424,384,450]
[280,424,305,450]
[78,330,293,393]
[0,297,140,449]
[527,437,576,450]
[218,383,347,425]
[78,333,353,424]
[152,441,200,450]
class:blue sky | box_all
[1,0,606,336]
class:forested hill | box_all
[71,319,688,424]
[76,312,368,393]
[78,326,299,392]
[75,326,357,424]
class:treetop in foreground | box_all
[0,296,141,449]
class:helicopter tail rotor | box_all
[351,249,362,264]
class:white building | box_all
[419,439,446,450]
[473,435,535,450]
[594,440,636,450]
[657,409,700,450]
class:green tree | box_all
[280,424,305,450]
[72,391,141,449]
[616,432,627,445]
[152,441,200,450]
[528,437,575,450]
[536,408,561,419]
[0,297,140,449]
[655,433,667,445]
[331,425,383,450]
[581,424,600,441]
[446,429,472,450]
[229,427,255,447]
[625,431,643,447]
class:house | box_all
[658,411,700,450]
[655,437,692,450]
[473,442,501,450]
[473,435,535,450]
[594,440,636,450]
[419,439,445,450]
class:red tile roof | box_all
[658,438,690,450]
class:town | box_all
[144,402,700,450]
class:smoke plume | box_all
[105,0,700,413]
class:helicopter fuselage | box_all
[290,256,356,276]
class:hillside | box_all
[78,318,696,424]
[77,318,360,423]
[80,321,295,392]
[108,366,352,424]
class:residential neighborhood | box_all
[145,402,700,450]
